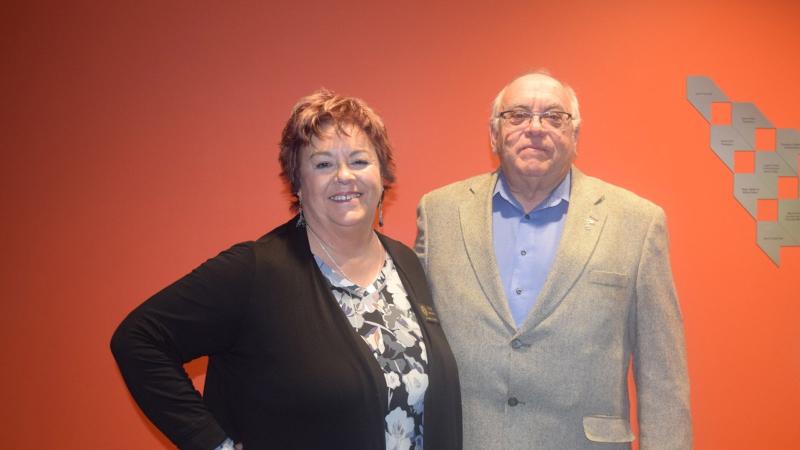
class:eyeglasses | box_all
[497,109,573,129]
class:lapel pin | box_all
[584,216,598,230]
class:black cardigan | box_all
[111,218,462,450]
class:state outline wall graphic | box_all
[687,76,800,266]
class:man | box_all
[415,72,691,449]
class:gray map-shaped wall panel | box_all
[687,76,729,122]
[776,129,800,175]
[688,76,799,266]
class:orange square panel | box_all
[778,176,798,199]
[734,151,755,173]
[711,102,731,125]
[755,128,776,151]
[757,199,778,221]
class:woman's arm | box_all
[111,243,255,450]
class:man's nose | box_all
[524,115,545,133]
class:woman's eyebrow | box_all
[308,149,371,159]
[307,150,332,160]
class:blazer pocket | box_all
[588,270,629,288]
[583,415,635,443]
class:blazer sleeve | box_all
[633,209,692,449]
[110,243,255,450]
[414,194,430,271]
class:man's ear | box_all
[490,128,498,154]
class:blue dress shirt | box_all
[492,170,571,327]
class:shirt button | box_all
[508,397,519,407]
[524,214,530,220]
[520,250,527,256]
[515,288,522,295]
[511,339,523,349]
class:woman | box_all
[110,89,462,450]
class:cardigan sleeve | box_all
[110,242,255,450]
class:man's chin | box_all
[514,161,552,178]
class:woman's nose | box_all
[335,165,355,182]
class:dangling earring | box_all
[295,192,305,228]
[377,192,384,227]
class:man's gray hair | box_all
[489,70,582,140]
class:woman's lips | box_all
[329,192,362,202]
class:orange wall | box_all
[3,1,798,448]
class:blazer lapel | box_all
[459,172,516,329]
[520,167,608,332]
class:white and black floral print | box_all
[317,254,428,450]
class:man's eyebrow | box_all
[503,104,529,111]
[504,102,565,111]
[544,104,568,112]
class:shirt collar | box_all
[493,168,571,213]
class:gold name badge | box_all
[419,304,440,324]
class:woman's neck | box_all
[304,217,375,257]
[304,218,384,287]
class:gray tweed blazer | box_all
[415,166,691,450]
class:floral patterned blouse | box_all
[315,254,429,450]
